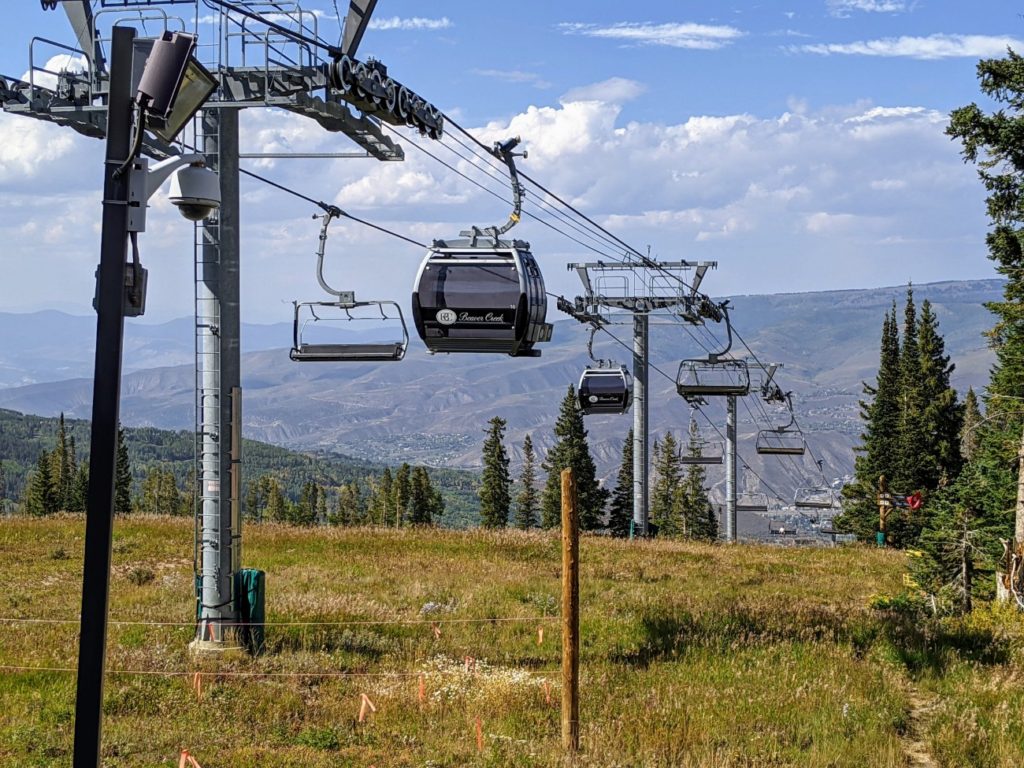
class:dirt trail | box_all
[902,686,939,768]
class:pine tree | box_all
[50,413,72,511]
[479,417,511,528]
[408,466,436,525]
[606,430,634,538]
[650,432,682,535]
[24,451,56,516]
[917,300,964,488]
[393,463,411,526]
[69,462,88,513]
[948,50,1024,554]
[265,478,286,522]
[896,286,929,499]
[960,388,982,463]
[680,419,718,541]
[114,427,132,515]
[513,434,539,530]
[373,468,394,525]
[540,386,609,530]
[295,481,319,526]
[315,485,328,525]
[0,461,6,513]
[838,306,902,540]
[913,463,1003,614]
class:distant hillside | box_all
[0,279,1003,505]
[0,409,480,527]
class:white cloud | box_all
[559,21,744,50]
[561,78,646,104]
[797,34,1024,59]
[368,16,452,31]
[473,69,552,89]
[21,54,88,92]
[828,0,907,16]
[0,95,989,321]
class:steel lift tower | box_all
[564,259,718,535]
[1,0,443,648]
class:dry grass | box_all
[0,515,1021,767]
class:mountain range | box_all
[0,279,1002,506]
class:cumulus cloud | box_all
[21,54,88,92]
[368,16,452,31]
[0,93,990,321]
[797,33,1024,59]
[559,21,744,50]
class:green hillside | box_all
[0,409,481,526]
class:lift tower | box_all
[566,259,717,534]
[1,0,444,654]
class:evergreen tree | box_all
[69,463,89,513]
[408,466,436,525]
[393,463,411,526]
[265,478,287,522]
[50,414,72,511]
[24,451,57,516]
[315,486,328,525]
[295,481,319,525]
[917,299,963,487]
[114,427,132,515]
[606,430,634,538]
[679,419,718,541]
[913,463,1003,614]
[540,386,609,530]
[838,306,902,540]
[373,468,394,525]
[960,387,982,463]
[0,461,6,513]
[947,49,1024,557]
[245,475,270,522]
[650,432,682,535]
[479,417,511,528]
[513,434,539,530]
[895,287,929,498]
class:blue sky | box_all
[0,1,1021,321]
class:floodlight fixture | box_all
[136,31,216,143]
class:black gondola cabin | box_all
[412,237,552,357]
[578,367,632,415]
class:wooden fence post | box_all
[561,468,579,754]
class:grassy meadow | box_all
[1,515,1022,767]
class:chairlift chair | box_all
[679,439,724,466]
[794,487,837,510]
[291,209,409,363]
[735,492,769,513]
[755,393,805,455]
[411,137,553,357]
[675,304,751,398]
